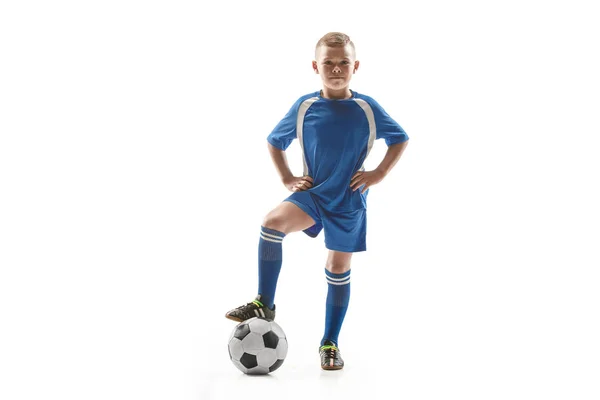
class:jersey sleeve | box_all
[267,100,300,151]
[370,98,409,146]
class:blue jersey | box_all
[267,90,408,212]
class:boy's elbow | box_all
[267,141,285,152]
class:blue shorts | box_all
[284,191,367,253]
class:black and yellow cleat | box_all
[319,340,344,370]
[225,295,276,322]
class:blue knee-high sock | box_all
[257,226,286,309]
[321,269,351,346]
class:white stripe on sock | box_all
[261,231,285,240]
[260,233,283,243]
[326,275,351,282]
[326,278,351,286]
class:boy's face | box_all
[312,44,359,92]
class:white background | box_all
[1,1,599,399]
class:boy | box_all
[225,32,409,370]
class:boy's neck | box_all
[320,88,353,100]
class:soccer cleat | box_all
[225,295,276,322]
[319,340,344,370]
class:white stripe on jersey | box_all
[296,97,320,176]
[352,98,377,171]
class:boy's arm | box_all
[350,140,409,193]
[268,142,314,192]
[268,142,294,183]
[375,140,409,176]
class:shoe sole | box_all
[225,314,243,322]
[321,365,344,370]
[225,311,275,322]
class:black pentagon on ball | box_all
[269,359,284,372]
[240,352,258,369]
[262,331,279,349]
[234,323,251,340]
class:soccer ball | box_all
[228,317,288,374]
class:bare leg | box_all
[325,250,353,274]
[262,201,315,234]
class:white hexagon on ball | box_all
[275,337,288,360]
[228,337,244,361]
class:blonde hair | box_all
[315,32,355,58]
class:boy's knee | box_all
[325,262,351,274]
[262,212,287,233]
